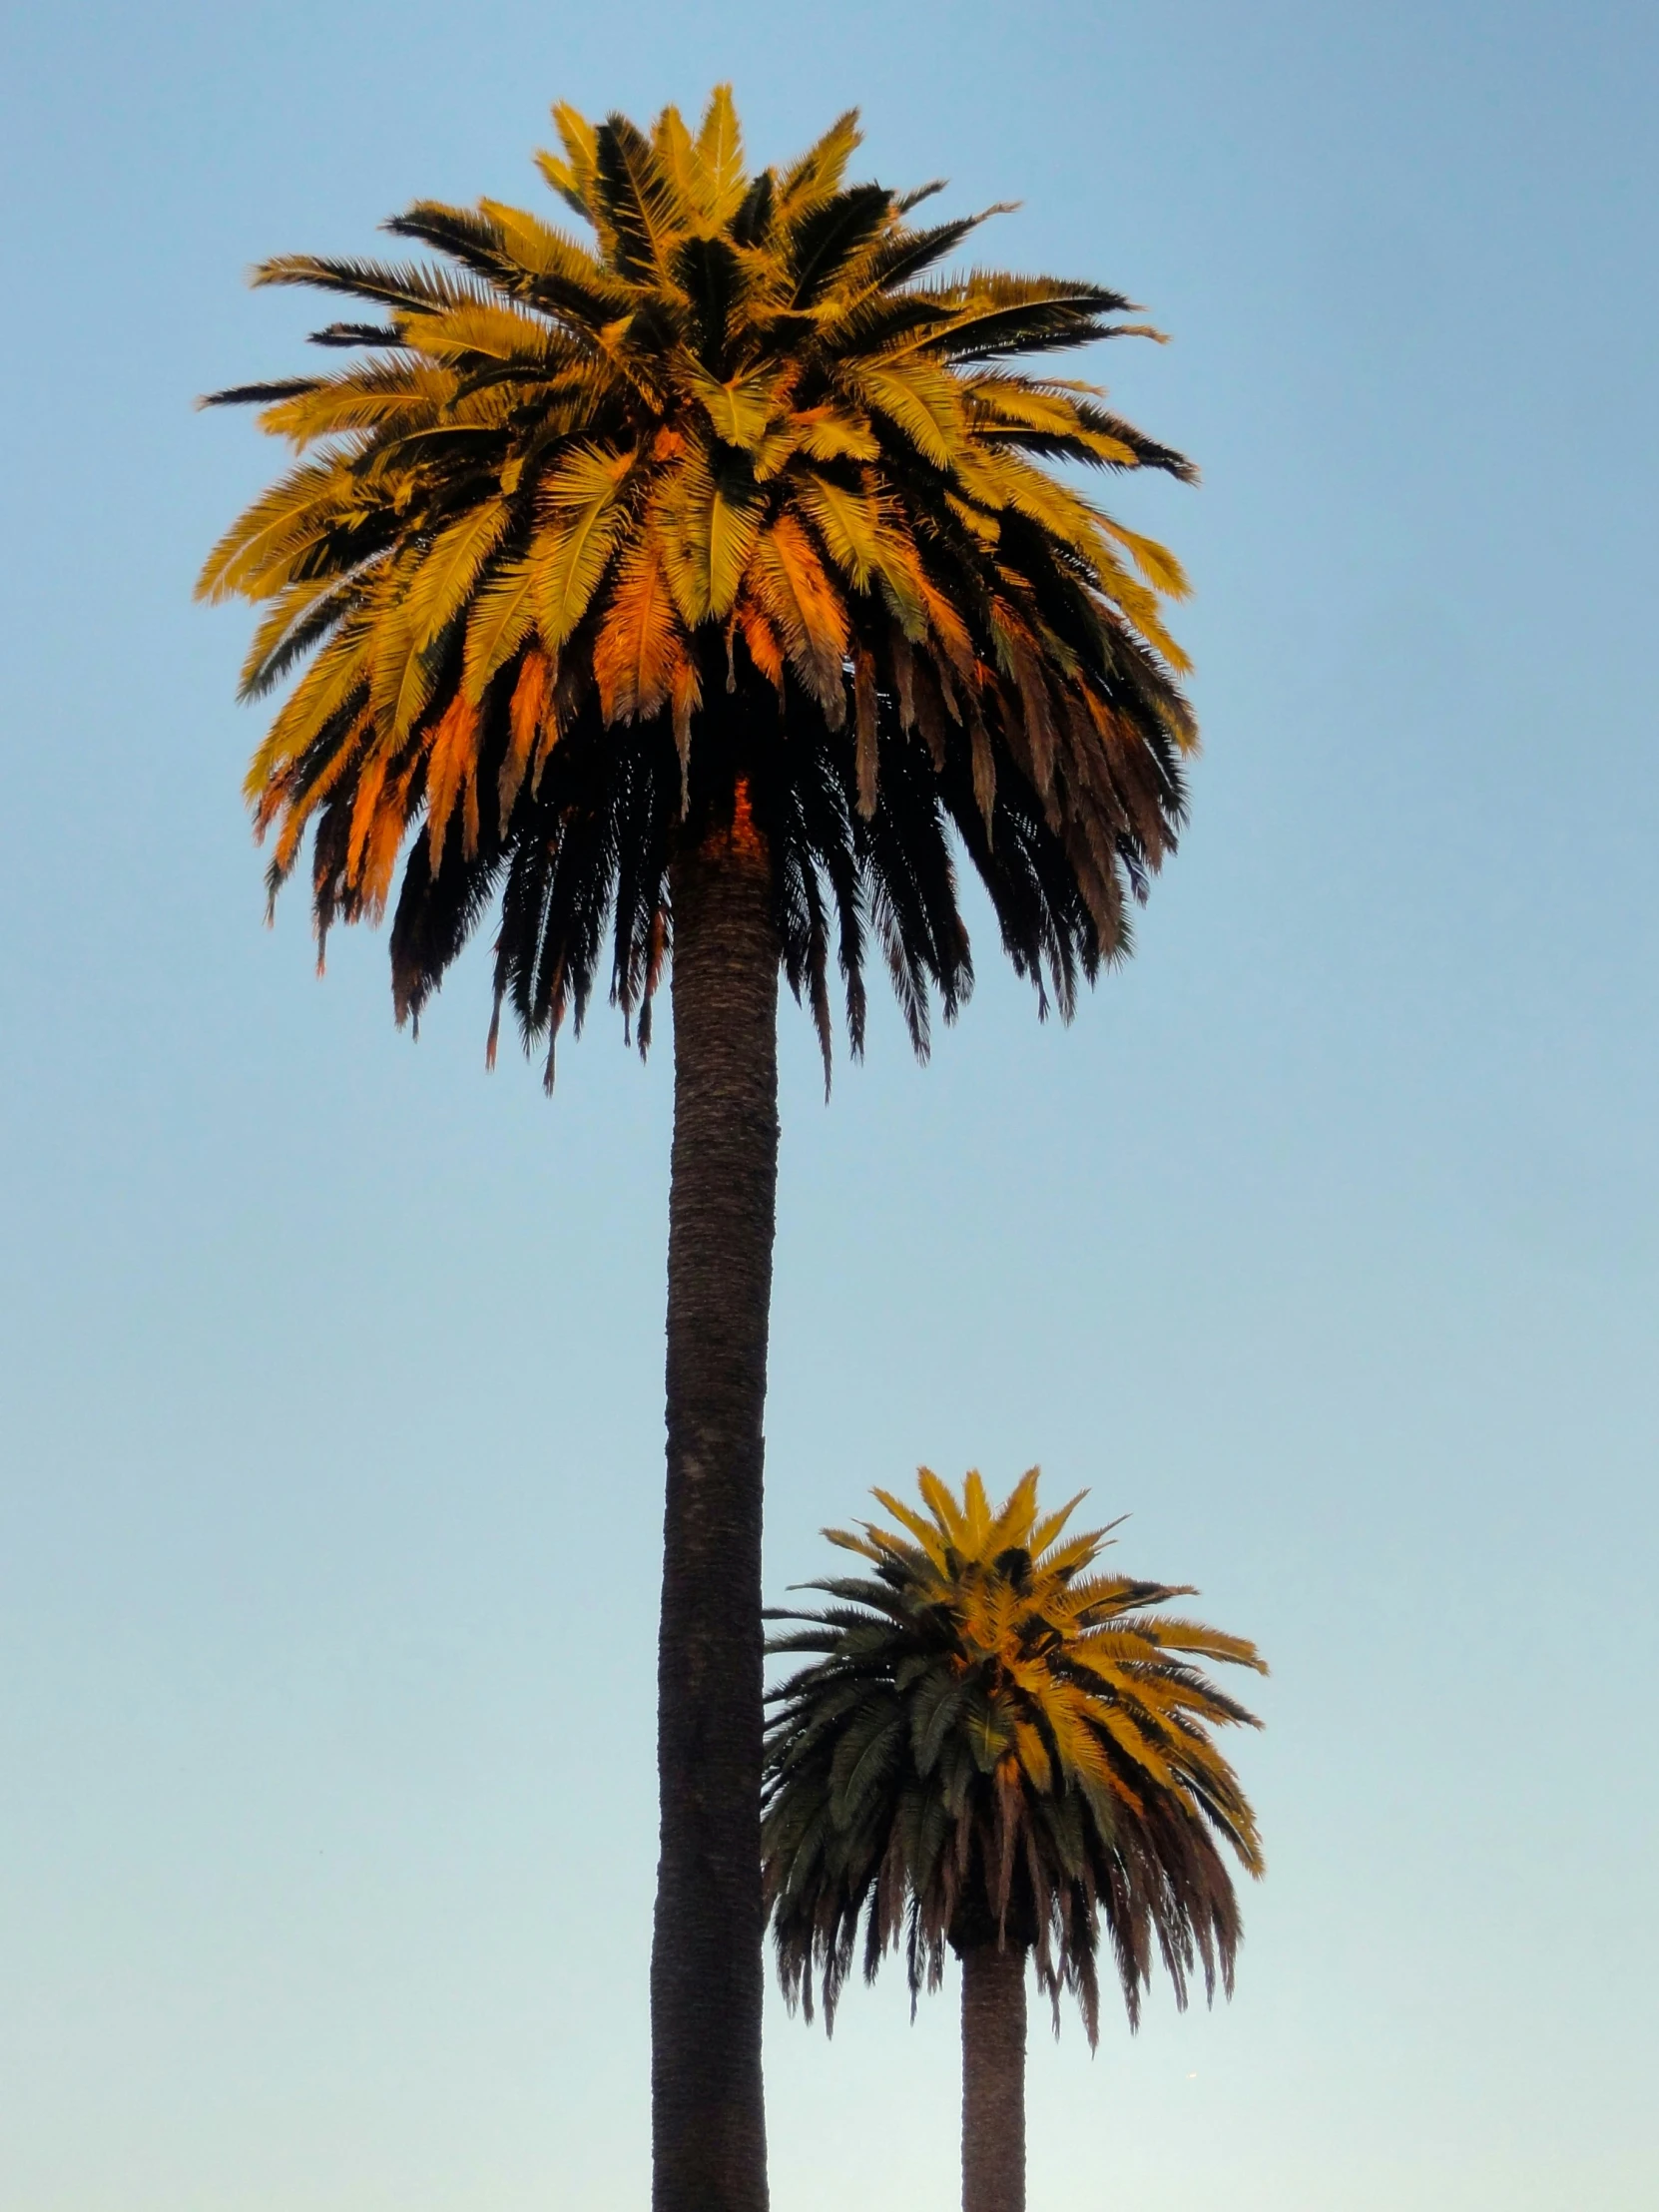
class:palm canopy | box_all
[198,88,1196,1080]
[763,1468,1265,2041]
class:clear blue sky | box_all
[1,3,1654,2207]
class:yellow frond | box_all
[775,108,862,221]
[266,708,369,871]
[593,539,681,723]
[1011,1717,1053,1795]
[751,513,847,716]
[866,1484,951,1566]
[245,616,373,805]
[696,86,747,224]
[751,421,802,481]
[791,403,879,465]
[846,359,963,468]
[652,104,703,220]
[798,474,881,590]
[369,587,437,740]
[407,500,512,649]
[868,516,927,640]
[539,440,638,511]
[944,490,1000,548]
[537,101,598,219]
[478,198,614,291]
[237,569,357,699]
[462,556,539,700]
[660,444,764,623]
[1098,516,1190,599]
[197,457,353,605]
[1028,1492,1087,1561]
[256,363,454,449]
[402,298,555,365]
[915,1467,968,1550]
[534,498,628,651]
[527,444,636,649]
[959,1470,993,1554]
[686,363,783,451]
[985,1467,1041,1555]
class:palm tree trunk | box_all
[960,1941,1028,2212]
[651,789,779,2212]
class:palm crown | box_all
[763,1468,1265,2041]
[198,89,1196,1078]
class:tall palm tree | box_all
[198,91,1197,2211]
[764,1469,1265,2212]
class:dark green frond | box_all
[199,377,319,409]
[383,202,531,289]
[787,184,894,307]
[309,321,406,348]
[594,114,685,283]
[252,252,495,315]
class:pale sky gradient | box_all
[1,3,1655,2208]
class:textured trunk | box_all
[960,1942,1028,2212]
[651,792,779,2212]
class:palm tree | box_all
[198,91,1197,2211]
[764,1469,1265,2212]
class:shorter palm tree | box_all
[763,1468,1266,2212]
